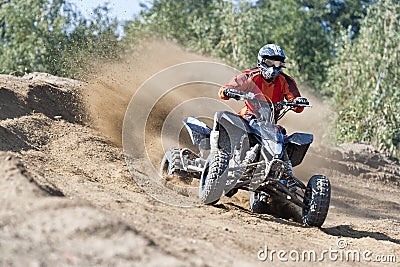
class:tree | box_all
[325,0,400,157]
[0,0,121,78]
[297,0,377,39]
[254,0,331,86]
[124,0,331,87]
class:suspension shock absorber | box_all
[234,144,260,181]
[283,150,296,191]
[243,144,260,165]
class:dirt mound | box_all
[0,41,399,266]
[0,73,86,123]
[309,143,400,186]
[0,153,185,266]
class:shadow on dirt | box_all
[226,202,400,246]
[27,84,85,124]
[33,180,65,197]
[1,83,85,123]
[0,89,29,120]
[0,126,33,152]
[225,202,304,228]
[322,225,400,245]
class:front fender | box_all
[213,111,250,154]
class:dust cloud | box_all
[83,39,332,170]
[83,40,211,147]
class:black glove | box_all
[223,88,240,100]
[293,97,309,105]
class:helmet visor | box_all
[263,58,286,68]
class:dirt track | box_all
[1,42,400,266]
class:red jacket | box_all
[219,67,304,117]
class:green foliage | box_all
[128,0,400,157]
[3,0,397,157]
[124,0,331,87]
[0,0,121,78]
[128,0,378,87]
[54,5,122,79]
[298,0,377,39]
[325,0,400,157]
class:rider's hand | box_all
[223,88,241,100]
[293,97,309,105]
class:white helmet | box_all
[257,44,286,80]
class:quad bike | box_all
[160,89,331,227]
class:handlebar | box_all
[227,89,312,109]
[275,101,312,109]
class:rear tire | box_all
[199,150,229,205]
[159,148,191,184]
[302,175,331,227]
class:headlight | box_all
[263,139,283,157]
[261,125,284,157]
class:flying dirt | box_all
[0,41,399,266]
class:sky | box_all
[69,0,144,21]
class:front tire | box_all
[199,150,229,205]
[302,175,331,227]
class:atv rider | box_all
[219,44,308,121]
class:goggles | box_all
[263,58,286,68]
